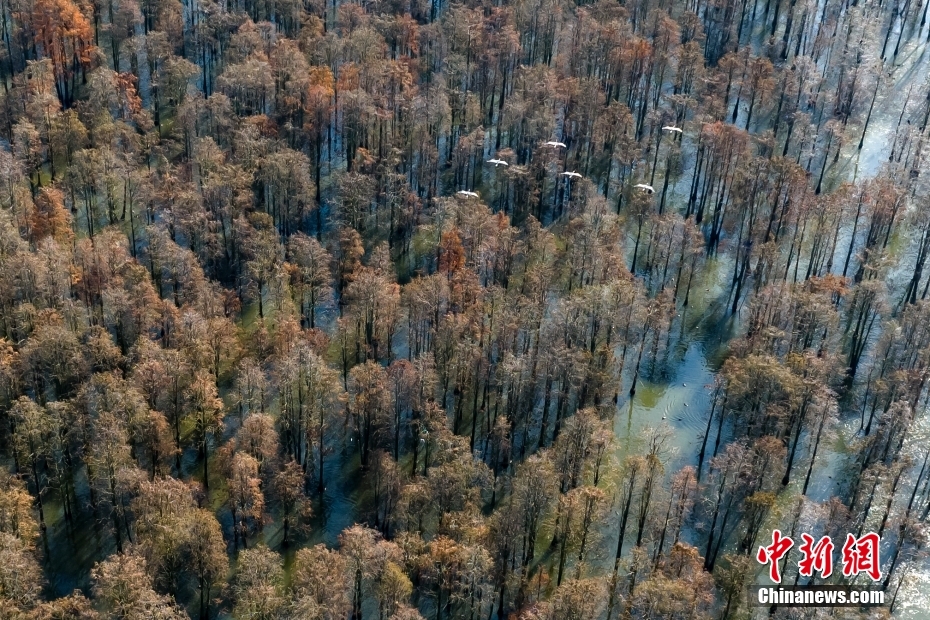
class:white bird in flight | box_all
[457,190,479,198]
[662,126,683,134]
[544,141,567,148]
[486,158,509,166]
[560,171,582,179]
[634,184,655,194]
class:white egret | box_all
[662,126,683,134]
[456,190,479,198]
[634,183,655,194]
[544,141,567,148]
[560,171,582,179]
[486,158,509,166]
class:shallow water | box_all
[30,26,930,619]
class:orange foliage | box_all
[305,66,335,129]
[29,187,73,244]
[336,62,361,92]
[438,229,465,275]
[115,72,143,120]
[19,0,95,101]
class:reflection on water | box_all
[614,343,716,472]
[34,49,930,612]
[616,257,730,449]
[35,248,930,619]
[611,245,930,618]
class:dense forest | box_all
[1,0,930,615]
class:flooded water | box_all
[27,20,930,620]
[613,259,732,469]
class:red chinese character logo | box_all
[798,534,834,578]
[841,533,882,581]
[757,530,794,583]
